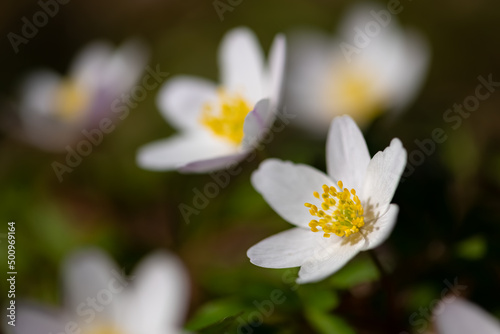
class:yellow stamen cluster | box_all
[323,68,382,124]
[54,80,89,121]
[305,180,364,238]
[200,89,252,145]
[339,72,374,111]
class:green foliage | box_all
[187,300,245,333]
[329,256,380,289]
[305,312,356,334]
[456,235,487,260]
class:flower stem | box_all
[368,249,387,278]
[368,249,397,330]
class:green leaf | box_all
[185,299,246,332]
[305,311,356,334]
[456,235,487,260]
[28,204,79,260]
[299,285,339,312]
[196,312,244,334]
[405,284,437,312]
[329,256,380,289]
[442,127,479,179]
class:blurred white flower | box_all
[285,2,430,132]
[434,298,500,334]
[9,249,190,334]
[247,115,406,283]
[17,40,148,152]
[136,27,286,173]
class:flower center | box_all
[323,67,383,124]
[54,79,90,121]
[305,180,365,238]
[200,88,252,145]
[339,72,373,109]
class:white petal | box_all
[362,204,399,250]
[284,30,334,134]
[338,3,430,115]
[18,70,91,152]
[19,70,60,118]
[156,76,218,131]
[62,248,121,322]
[13,304,68,334]
[351,28,421,111]
[266,34,287,110]
[247,227,324,269]
[297,239,362,284]
[338,2,376,39]
[241,99,275,150]
[390,29,430,113]
[121,252,190,332]
[326,3,402,126]
[362,30,411,102]
[361,138,406,219]
[251,159,333,228]
[434,298,500,334]
[69,41,113,90]
[100,39,149,95]
[180,150,249,173]
[219,27,265,104]
[326,115,370,191]
[144,328,187,334]
[137,134,235,171]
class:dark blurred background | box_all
[1,0,500,333]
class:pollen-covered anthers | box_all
[200,89,252,144]
[304,180,365,238]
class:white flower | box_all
[285,2,430,132]
[136,27,286,173]
[434,298,500,334]
[17,40,148,152]
[247,115,407,283]
[10,249,190,334]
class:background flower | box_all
[13,40,148,152]
[136,27,286,173]
[434,298,500,334]
[6,248,190,334]
[284,2,430,132]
